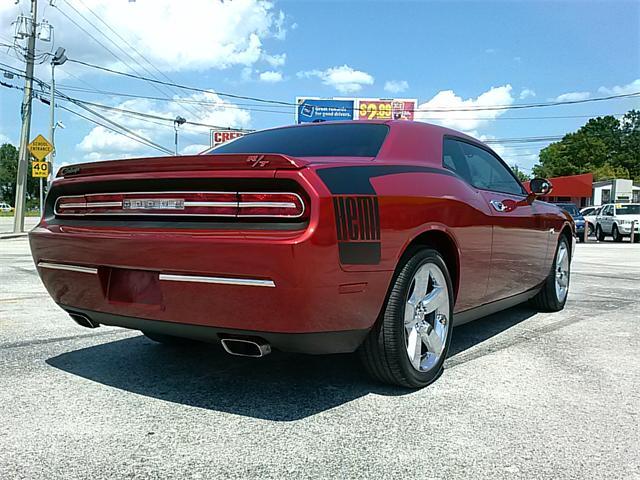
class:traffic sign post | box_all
[28,135,54,217]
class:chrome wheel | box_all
[404,262,450,372]
[555,241,570,303]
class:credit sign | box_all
[211,130,245,147]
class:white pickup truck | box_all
[595,203,640,242]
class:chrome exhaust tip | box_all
[220,338,271,358]
[68,312,100,329]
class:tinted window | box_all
[443,138,525,195]
[616,204,640,215]
[210,124,389,157]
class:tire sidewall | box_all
[551,236,571,309]
[388,249,454,387]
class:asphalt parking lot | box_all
[1,236,639,479]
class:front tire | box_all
[596,224,605,242]
[359,248,454,388]
[612,225,623,242]
[531,236,571,312]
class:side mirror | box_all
[529,177,553,196]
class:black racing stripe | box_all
[316,165,455,195]
[338,242,381,265]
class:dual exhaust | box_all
[68,311,271,358]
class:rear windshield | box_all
[210,123,389,157]
[616,204,640,215]
[558,204,580,216]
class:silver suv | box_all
[595,203,640,242]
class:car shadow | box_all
[46,305,537,421]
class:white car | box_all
[595,203,640,242]
[581,206,601,236]
[0,202,13,213]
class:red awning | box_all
[524,173,593,197]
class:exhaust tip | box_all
[68,312,100,329]
[221,338,271,358]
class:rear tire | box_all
[531,236,570,312]
[143,331,194,346]
[359,248,454,388]
[596,224,605,242]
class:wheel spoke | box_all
[421,327,443,355]
[404,303,416,327]
[406,327,422,369]
[420,286,446,313]
[556,246,566,266]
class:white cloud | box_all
[298,65,374,94]
[0,132,12,145]
[384,80,409,94]
[519,88,536,99]
[485,48,497,54]
[75,91,251,161]
[181,144,210,156]
[554,91,590,102]
[262,53,287,68]
[598,79,640,96]
[0,1,289,73]
[258,71,283,83]
[415,85,515,133]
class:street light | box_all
[173,116,186,156]
[42,46,67,216]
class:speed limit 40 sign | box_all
[31,161,50,178]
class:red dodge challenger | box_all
[30,121,574,388]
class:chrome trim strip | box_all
[37,261,98,274]
[183,201,237,207]
[238,202,297,208]
[58,202,87,209]
[159,273,275,288]
[86,201,123,208]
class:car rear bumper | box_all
[29,224,392,344]
[61,305,369,354]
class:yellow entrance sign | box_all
[31,161,50,178]
[28,134,53,161]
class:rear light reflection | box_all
[54,191,306,219]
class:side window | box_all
[442,138,525,195]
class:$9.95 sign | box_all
[357,99,417,121]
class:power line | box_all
[53,1,206,120]
[63,56,640,111]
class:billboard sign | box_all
[296,97,356,123]
[295,97,417,123]
[210,129,245,147]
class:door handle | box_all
[490,200,508,212]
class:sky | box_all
[0,0,639,175]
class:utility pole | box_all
[173,116,186,155]
[13,0,37,233]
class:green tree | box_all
[511,165,531,182]
[0,143,40,206]
[532,110,640,181]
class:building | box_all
[524,173,593,207]
[523,174,640,207]
[592,179,640,206]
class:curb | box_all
[0,233,29,240]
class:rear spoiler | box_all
[56,154,310,178]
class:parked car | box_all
[554,203,586,241]
[0,202,13,213]
[29,121,575,388]
[582,206,601,236]
[596,203,640,242]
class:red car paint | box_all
[29,121,573,353]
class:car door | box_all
[600,205,613,233]
[449,139,549,302]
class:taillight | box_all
[238,192,305,218]
[54,191,307,219]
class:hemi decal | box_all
[333,196,381,265]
